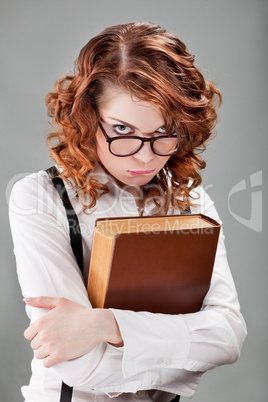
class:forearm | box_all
[52,304,245,394]
[100,309,124,347]
[24,297,123,367]
[111,303,246,379]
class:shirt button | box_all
[157,358,164,364]
[165,358,172,366]
[154,379,162,387]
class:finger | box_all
[23,296,59,310]
[30,336,42,351]
[34,345,49,360]
[24,323,38,341]
[43,354,60,368]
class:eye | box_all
[113,125,134,135]
[155,126,166,135]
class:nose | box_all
[132,142,155,163]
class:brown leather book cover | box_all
[87,214,220,314]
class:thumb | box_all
[23,296,58,309]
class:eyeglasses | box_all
[98,121,180,157]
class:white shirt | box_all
[9,165,247,402]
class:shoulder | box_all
[189,185,214,213]
[9,166,84,227]
[188,185,222,225]
[9,169,56,213]
[10,169,52,195]
[8,167,80,225]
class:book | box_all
[87,214,221,314]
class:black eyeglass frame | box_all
[98,121,180,157]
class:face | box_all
[96,88,172,191]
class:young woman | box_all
[9,22,247,402]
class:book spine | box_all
[87,232,114,308]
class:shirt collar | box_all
[90,163,112,185]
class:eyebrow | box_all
[106,117,165,132]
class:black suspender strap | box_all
[59,382,73,402]
[46,166,83,402]
[170,395,181,401]
[46,166,83,274]
[180,204,191,215]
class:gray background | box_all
[1,0,267,401]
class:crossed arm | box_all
[23,296,123,368]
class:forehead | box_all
[99,87,164,131]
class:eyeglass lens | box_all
[110,136,178,156]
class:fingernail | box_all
[23,297,35,302]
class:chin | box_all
[126,176,154,187]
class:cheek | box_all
[96,132,109,160]
[96,137,122,173]
[157,155,171,169]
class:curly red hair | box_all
[46,22,221,214]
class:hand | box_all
[24,296,123,368]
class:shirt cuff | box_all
[110,309,190,378]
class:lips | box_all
[128,169,155,176]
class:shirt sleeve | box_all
[8,173,111,384]
[110,186,247,377]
